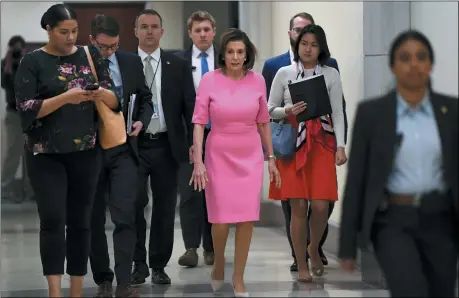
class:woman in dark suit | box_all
[338,30,458,297]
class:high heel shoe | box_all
[297,268,313,283]
[307,247,324,277]
[311,266,324,277]
[232,284,249,297]
[211,278,224,292]
[210,271,224,292]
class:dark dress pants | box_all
[371,192,458,297]
[89,143,138,286]
[133,134,179,269]
[178,129,213,252]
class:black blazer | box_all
[338,90,459,260]
[174,45,218,141]
[114,50,153,156]
[136,49,196,163]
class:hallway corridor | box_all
[1,203,389,297]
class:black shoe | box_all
[95,281,113,298]
[131,263,150,285]
[178,248,199,267]
[151,268,171,285]
[290,260,298,272]
[203,250,215,266]
[318,248,328,266]
[320,254,328,266]
[115,284,139,298]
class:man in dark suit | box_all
[87,15,153,298]
[261,12,348,272]
[339,30,458,297]
[173,10,217,269]
[131,9,195,285]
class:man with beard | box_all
[261,12,348,272]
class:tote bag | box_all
[270,120,296,160]
[83,46,127,149]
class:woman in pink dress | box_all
[190,28,281,297]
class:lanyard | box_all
[148,56,161,91]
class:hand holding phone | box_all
[63,88,92,105]
[85,84,100,91]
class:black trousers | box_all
[372,192,458,297]
[178,129,213,252]
[133,134,179,269]
[89,144,138,286]
[26,148,100,276]
[178,163,213,252]
[281,200,334,259]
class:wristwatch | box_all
[267,154,276,160]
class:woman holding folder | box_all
[267,24,347,282]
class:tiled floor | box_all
[0,203,389,297]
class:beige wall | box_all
[145,1,185,50]
[410,2,458,96]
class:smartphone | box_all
[85,84,99,91]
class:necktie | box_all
[144,55,160,134]
[105,58,123,104]
[200,52,211,129]
[200,52,209,76]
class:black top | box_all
[15,46,120,154]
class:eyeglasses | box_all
[290,27,303,34]
[95,40,120,51]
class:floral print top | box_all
[15,45,121,154]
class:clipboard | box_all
[127,94,136,134]
[288,74,331,122]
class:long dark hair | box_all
[293,24,331,66]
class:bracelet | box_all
[267,154,276,160]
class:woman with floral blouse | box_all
[14,4,120,297]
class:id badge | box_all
[152,103,159,119]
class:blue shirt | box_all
[107,54,123,103]
[386,92,446,195]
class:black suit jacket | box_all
[338,90,459,260]
[136,49,196,163]
[113,50,153,156]
[174,45,218,139]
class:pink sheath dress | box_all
[192,70,270,223]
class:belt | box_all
[386,190,440,207]
[141,131,168,140]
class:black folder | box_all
[288,74,332,122]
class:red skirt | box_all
[269,140,338,201]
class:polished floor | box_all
[0,202,389,297]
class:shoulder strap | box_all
[83,46,99,83]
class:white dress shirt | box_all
[191,44,215,91]
[137,47,167,133]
